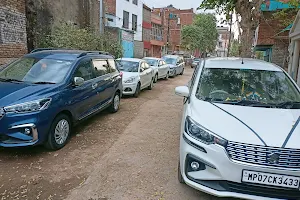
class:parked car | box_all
[191,58,201,68]
[175,57,300,199]
[117,58,154,97]
[0,49,122,150]
[143,57,170,81]
[162,55,185,77]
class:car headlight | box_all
[185,116,227,146]
[4,98,52,113]
[124,77,137,83]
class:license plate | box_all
[242,170,300,189]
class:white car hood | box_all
[188,98,300,148]
[121,72,139,80]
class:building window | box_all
[123,11,129,29]
[132,14,137,31]
[133,0,138,5]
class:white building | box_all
[215,26,230,57]
[115,0,143,41]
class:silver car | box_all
[143,57,170,82]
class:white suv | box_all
[175,57,300,200]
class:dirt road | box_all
[0,68,217,200]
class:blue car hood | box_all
[0,82,59,107]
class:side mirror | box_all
[74,77,84,86]
[175,86,190,97]
[140,68,144,73]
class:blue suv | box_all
[0,49,122,150]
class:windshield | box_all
[163,57,176,65]
[196,68,300,107]
[0,57,73,84]
[117,60,139,72]
[144,59,158,66]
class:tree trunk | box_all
[235,0,263,58]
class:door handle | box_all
[92,83,98,89]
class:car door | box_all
[91,59,112,110]
[107,59,122,96]
[70,58,97,120]
[139,62,148,89]
[160,60,169,78]
[157,60,164,78]
[143,62,153,85]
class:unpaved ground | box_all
[0,68,218,200]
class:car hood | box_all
[122,72,139,80]
[168,64,176,69]
[188,98,300,149]
[0,82,59,107]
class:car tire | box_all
[164,72,169,80]
[154,73,158,83]
[134,83,141,98]
[45,114,71,151]
[178,162,185,184]
[180,69,184,75]
[148,79,154,90]
[108,92,120,113]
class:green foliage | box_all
[181,13,218,52]
[272,0,300,27]
[199,0,235,18]
[229,40,240,57]
[37,24,123,58]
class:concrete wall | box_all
[116,0,143,41]
[0,0,27,65]
[134,40,143,58]
[26,0,100,51]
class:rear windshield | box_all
[196,68,300,106]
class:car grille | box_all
[226,141,300,169]
[0,108,4,120]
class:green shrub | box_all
[38,24,123,58]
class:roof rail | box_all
[77,51,111,58]
[30,48,60,53]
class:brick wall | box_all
[104,0,116,15]
[272,39,289,69]
[0,0,27,65]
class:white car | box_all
[117,58,154,97]
[143,57,170,82]
[175,57,300,200]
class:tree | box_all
[229,39,240,57]
[200,0,300,58]
[181,13,218,54]
[200,0,264,58]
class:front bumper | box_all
[0,111,52,147]
[122,82,138,95]
[180,133,300,200]
[169,69,176,77]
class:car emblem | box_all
[268,152,280,164]
[0,108,4,119]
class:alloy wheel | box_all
[54,119,70,145]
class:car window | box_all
[108,59,117,73]
[196,68,300,106]
[74,60,94,81]
[92,59,109,77]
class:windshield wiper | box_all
[33,81,56,84]
[201,97,273,107]
[0,78,23,83]
[276,101,300,109]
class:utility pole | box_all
[166,16,170,54]
[227,12,233,57]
